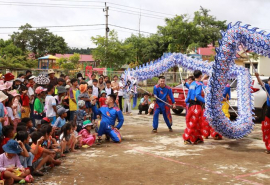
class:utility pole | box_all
[137,7,141,63]
[104,2,109,41]
[103,2,110,70]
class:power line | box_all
[0,28,105,34]
[51,0,176,17]
[0,24,105,29]
[109,24,154,34]
[109,9,166,20]
[0,1,103,9]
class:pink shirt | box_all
[0,153,23,172]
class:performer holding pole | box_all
[152,76,176,133]
[183,70,204,144]
[255,73,270,154]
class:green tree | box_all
[0,39,37,69]
[69,53,80,66]
[91,30,133,69]
[193,6,227,47]
[11,24,68,58]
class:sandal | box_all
[19,179,26,184]
[25,175,34,183]
[32,170,44,176]
[184,140,192,145]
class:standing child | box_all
[78,120,96,147]
[0,139,34,183]
[92,79,99,98]
[123,89,133,115]
[0,92,9,137]
[74,100,87,132]
[34,86,47,128]
[9,90,21,129]
[69,79,79,121]
[45,85,57,125]
[20,86,30,118]
[99,91,107,107]
[105,80,113,96]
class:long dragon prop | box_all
[121,22,270,139]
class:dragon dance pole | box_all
[178,65,186,100]
[137,86,173,108]
[241,44,270,100]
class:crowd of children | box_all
[0,70,125,184]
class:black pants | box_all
[119,96,123,111]
[139,104,149,114]
[266,106,270,118]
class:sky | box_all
[0,0,270,49]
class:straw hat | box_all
[0,91,8,102]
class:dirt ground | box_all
[34,110,270,185]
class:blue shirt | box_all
[54,117,66,128]
[223,86,231,100]
[184,83,190,89]
[140,98,151,104]
[264,83,270,106]
[92,105,124,130]
[185,81,205,103]
[153,85,175,107]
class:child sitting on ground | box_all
[0,139,34,183]
[74,100,87,132]
[16,131,34,169]
[0,125,15,154]
[54,107,68,129]
[71,122,82,149]
[59,123,77,156]
[147,99,156,115]
[79,120,96,148]
[21,117,36,134]
[30,131,61,176]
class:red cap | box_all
[4,73,14,81]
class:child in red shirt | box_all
[20,86,30,118]
[99,91,107,107]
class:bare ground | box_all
[34,111,270,185]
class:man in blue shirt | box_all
[92,94,124,144]
[255,73,270,153]
[183,70,204,145]
[152,76,176,133]
[138,93,151,114]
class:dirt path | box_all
[35,111,270,185]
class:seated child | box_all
[0,139,34,183]
[30,131,61,176]
[71,122,82,149]
[147,99,156,115]
[54,107,68,129]
[21,117,36,134]
[78,120,96,147]
[0,125,15,154]
[59,123,77,156]
[74,100,87,132]
[16,131,34,169]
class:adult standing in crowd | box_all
[97,77,105,92]
[48,69,58,87]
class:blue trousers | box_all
[19,152,34,168]
[97,122,122,143]
[153,106,172,130]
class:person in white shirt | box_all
[87,74,96,86]
[118,78,124,111]
[45,85,57,125]
[92,79,99,97]
[105,80,113,97]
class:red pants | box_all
[183,104,203,143]
[201,109,222,139]
[262,116,270,150]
